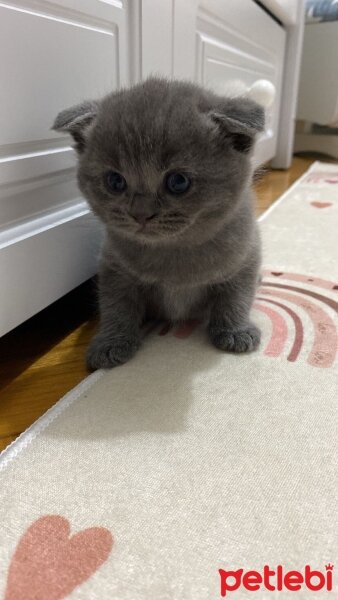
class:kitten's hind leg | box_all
[86,266,144,370]
[208,262,261,354]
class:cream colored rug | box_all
[1,162,337,599]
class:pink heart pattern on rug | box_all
[5,515,113,600]
[310,201,332,209]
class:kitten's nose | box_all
[130,212,158,226]
[128,197,158,226]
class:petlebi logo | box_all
[219,564,334,596]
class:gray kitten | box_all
[53,77,264,370]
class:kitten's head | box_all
[53,78,264,245]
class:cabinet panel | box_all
[0,2,123,147]
[196,0,286,165]
[141,0,173,77]
[0,0,128,335]
[0,0,128,227]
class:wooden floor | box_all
[0,156,319,451]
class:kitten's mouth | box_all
[123,214,191,239]
[136,223,147,234]
[132,222,152,236]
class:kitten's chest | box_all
[158,284,206,321]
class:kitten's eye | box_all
[165,172,191,195]
[105,171,127,193]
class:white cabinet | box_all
[0,0,300,336]
[194,0,285,165]
[0,0,128,336]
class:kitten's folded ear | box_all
[209,97,265,153]
[52,100,99,153]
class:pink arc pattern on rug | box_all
[154,271,338,369]
[255,271,338,368]
[254,298,302,361]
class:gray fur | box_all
[52,100,98,152]
[53,77,264,370]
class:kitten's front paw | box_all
[209,323,261,353]
[86,334,141,370]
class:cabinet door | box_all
[0,0,128,336]
[195,0,286,165]
[141,0,286,166]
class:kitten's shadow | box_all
[45,323,224,441]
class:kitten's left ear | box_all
[52,100,99,153]
[210,98,265,153]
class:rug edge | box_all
[0,370,103,471]
[258,159,323,222]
